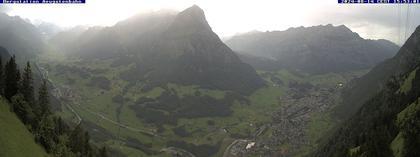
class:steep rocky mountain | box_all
[0,13,45,60]
[50,5,264,94]
[225,24,399,74]
[313,26,420,157]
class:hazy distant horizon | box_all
[1,0,420,45]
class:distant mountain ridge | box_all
[225,24,399,74]
[50,5,264,94]
[0,13,45,60]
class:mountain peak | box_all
[186,4,204,13]
[166,5,212,36]
[178,5,206,21]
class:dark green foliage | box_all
[21,62,35,104]
[131,106,176,125]
[398,100,420,157]
[88,76,110,90]
[166,140,221,157]
[21,61,39,125]
[130,90,244,125]
[107,148,127,157]
[117,52,265,95]
[80,121,115,143]
[4,56,20,101]
[270,75,284,85]
[0,56,3,95]
[313,26,420,156]
[38,79,50,117]
[36,115,55,152]
[313,79,405,157]
[135,97,155,104]
[69,124,93,157]
[118,64,149,83]
[172,126,191,137]
[55,64,91,79]
[125,138,157,155]
[54,117,70,137]
[139,53,264,95]
[0,54,104,157]
[99,147,109,157]
[11,94,35,125]
[67,78,75,85]
[112,94,124,104]
[207,120,215,126]
[51,135,75,157]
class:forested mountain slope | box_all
[337,25,420,118]
[313,26,420,157]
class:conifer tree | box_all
[52,135,75,157]
[84,131,92,156]
[38,79,50,117]
[0,56,3,95]
[69,124,86,155]
[99,146,108,157]
[4,55,20,101]
[22,61,35,104]
[11,94,35,125]
[37,115,55,153]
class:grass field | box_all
[0,97,47,157]
[50,64,285,156]
[390,132,404,157]
[399,68,418,94]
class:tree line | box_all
[1,55,108,157]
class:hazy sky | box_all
[1,0,420,45]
